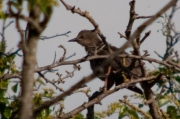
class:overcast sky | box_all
[1,0,180,118]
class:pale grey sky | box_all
[1,0,180,118]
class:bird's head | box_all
[68,30,101,48]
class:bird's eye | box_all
[79,35,84,38]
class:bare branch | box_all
[119,99,152,119]
[136,15,154,19]
[35,54,180,73]
[19,5,41,118]
[129,0,178,50]
[60,0,112,53]
[7,1,43,33]
[38,72,64,92]
[118,32,127,39]
[125,0,136,38]
[33,73,96,117]
[127,1,178,118]
[140,30,151,44]
[39,31,71,40]
[0,73,21,81]
[58,45,66,62]
[59,76,157,119]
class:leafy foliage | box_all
[0,0,59,118]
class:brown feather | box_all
[69,30,143,94]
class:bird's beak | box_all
[68,38,77,42]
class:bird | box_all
[68,30,143,94]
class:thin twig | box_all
[118,32,127,39]
[33,73,96,117]
[38,72,64,92]
[39,31,71,40]
[119,99,152,119]
[136,15,154,19]
[60,0,112,53]
[140,30,151,44]
[35,54,180,73]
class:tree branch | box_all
[33,73,96,117]
[59,76,157,119]
[60,0,112,53]
[35,54,180,72]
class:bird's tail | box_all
[127,86,143,95]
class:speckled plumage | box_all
[69,30,143,94]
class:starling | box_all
[69,30,143,94]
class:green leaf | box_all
[4,108,12,118]
[12,83,18,93]
[0,81,8,96]
[127,109,139,119]
[40,108,51,118]
[158,98,170,107]
[175,76,180,84]
[28,0,36,11]
[94,117,101,119]
[119,105,128,118]
[37,78,45,85]
[167,105,177,118]
[17,0,23,5]
[0,97,8,103]
[138,104,143,108]
[0,1,2,10]
[72,113,84,119]
[0,12,7,20]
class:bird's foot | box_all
[122,72,130,82]
[103,87,107,92]
[99,87,107,92]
